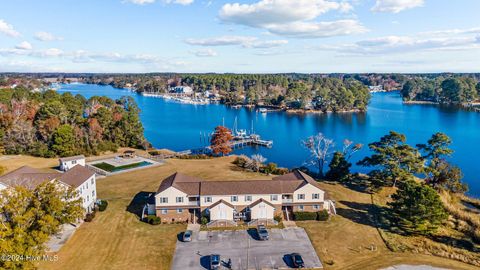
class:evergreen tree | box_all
[388,180,447,235]
[326,151,351,181]
[357,131,423,187]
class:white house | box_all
[0,164,97,214]
[152,170,333,226]
[59,155,86,172]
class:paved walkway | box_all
[187,223,201,232]
[46,222,80,252]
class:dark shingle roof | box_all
[156,170,321,196]
[0,165,93,190]
[58,165,95,188]
[0,166,60,190]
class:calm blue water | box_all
[57,83,480,197]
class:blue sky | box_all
[0,0,479,73]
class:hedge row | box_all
[293,210,329,221]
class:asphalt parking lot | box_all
[171,227,323,270]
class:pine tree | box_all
[388,180,447,235]
[326,151,351,181]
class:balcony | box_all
[282,199,293,203]
[187,201,200,206]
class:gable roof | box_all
[209,199,234,209]
[0,165,94,190]
[58,165,95,188]
[0,166,60,190]
[249,198,275,208]
[156,172,203,195]
[59,155,85,163]
[155,170,323,197]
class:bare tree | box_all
[342,139,363,160]
[249,154,267,172]
[302,133,334,178]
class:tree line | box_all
[402,76,480,104]
[0,87,148,157]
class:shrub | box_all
[147,215,161,225]
[85,211,96,222]
[317,210,329,221]
[201,216,209,225]
[293,211,317,221]
[97,200,108,212]
[232,155,250,168]
[262,162,277,174]
[273,167,289,175]
[274,215,283,223]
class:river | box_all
[56,83,480,197]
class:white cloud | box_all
[34,31,63,42]
[125,0,194,5]
[191,48,218,57]
[0,19,21,38]
[15,41,33,50]
[218,0,363,38]
[267,20,367,38]
[372,0,424,13]
[185,36,257,46]
[314,28,480,56]
[185,35,289,48]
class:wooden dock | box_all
[178,134,273,155]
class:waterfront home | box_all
[149,170,333,226]
[0,165,97,213]
[59,155,86,171]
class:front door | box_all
[259,204,267,219]
[219,204,226,219]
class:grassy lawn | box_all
[297,182,478,270]
[0,154,474,270]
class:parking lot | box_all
[171,227,323,270]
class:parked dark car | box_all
[257,225,269,240]
[290,253,305,268]
[210,254,220,270]
[183,230,192,242]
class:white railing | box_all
[282,199,293,203]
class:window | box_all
[231,196,238,202]
[159,197,168,203]
[270,195,278,201]
[92,190,95,197]
[297,194,305,200]
[245,195,252,202]
[86,183,88,189]
[204,196,212,203]
[298,205,304,211]
[91,178,94,185]
[176,197,184,203]
[87,195,89,202]
[72,160,77,165]
[161,209,168,214]
[177,208,183,213]
[312,193,320,200]
[313,205,320,210]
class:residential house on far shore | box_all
[0,163,97,214]
[148,170,335,227]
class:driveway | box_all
[172,227,323,270]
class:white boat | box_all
[258,108,268,113]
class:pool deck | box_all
[87,156,164,176]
